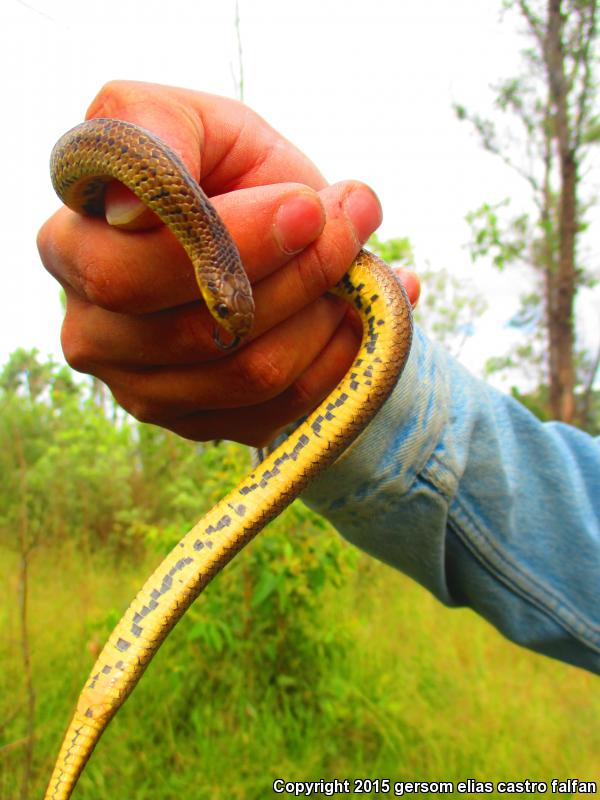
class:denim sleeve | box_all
[301,325,600,674]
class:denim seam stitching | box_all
[449,497,600,653]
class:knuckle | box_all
[285,375,316,415]
[246,133,277,181]
[75,248,126,312]
[112,385,163,426]
[87,80,135,119]
[74,244,139,313]
[36,222,52,262]
[60,315,95,373]
[169,419,213,443]
[233,344,291,400]
[173,306,212,355]
[295,247,333,302]
[56,222,143,313]
[128,402,161,426]
[37,215,69,283]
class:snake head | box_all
[201,269,255,345]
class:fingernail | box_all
[105,183,159,229]
[344,184,382,244]
[106,192,146,227]
[274,192,325,254]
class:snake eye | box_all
[216,303,230,319]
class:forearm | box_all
[302,326,600,674]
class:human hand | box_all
[38,81,419,446]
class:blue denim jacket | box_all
[302,326,600,674]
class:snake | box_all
[44,118,413,799]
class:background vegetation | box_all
[0,343,598,798]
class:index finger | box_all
[86,80,328,196]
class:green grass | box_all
[1,519,598,800]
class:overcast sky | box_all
[1,0,598,386]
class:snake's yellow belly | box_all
[44,119,413,799]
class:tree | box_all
[456,0,600,427]
[368,234,487,360]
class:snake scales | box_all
[44,118,413,798]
